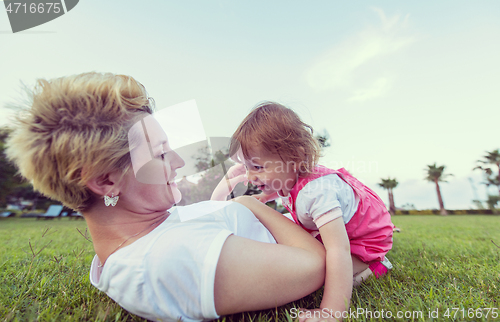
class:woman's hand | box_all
[211,164,248,201]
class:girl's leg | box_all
[352,255,372,287]
[352,255,369,274]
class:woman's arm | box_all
[214,196,326,315]
[233,196,324,259]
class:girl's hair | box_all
[6,72,153,211]
[229,102,321,176]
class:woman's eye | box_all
[254,165,263,170]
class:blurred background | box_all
[1,0,499,212]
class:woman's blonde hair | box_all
[229,102,321,177]
[6,72,153,211]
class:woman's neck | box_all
[83,204,170,266]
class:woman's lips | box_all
[167,173,178,186]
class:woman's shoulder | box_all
[111,201,262,262]
[91,200,273,321]
[97,200,270,277]
[174,200,241,222]
[176,200,275,243]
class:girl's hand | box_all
[224,164,248,187]
[252,192,279,203]
[225,163,247,179]
[211,164,248,201]
[252,193,270,203]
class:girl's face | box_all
[242,147,298,197]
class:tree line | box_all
[0,127,55,209]
[1,125,499,214]
[379,150,500,215]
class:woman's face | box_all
[121,114,185,212]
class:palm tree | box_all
[425,163,453,215]
[474,149,500,196]
[486,194,500,212]
[378,177,398,216]
[314,129,331,150]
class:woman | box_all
[6,72,325,322]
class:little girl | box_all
[212,102,394,319]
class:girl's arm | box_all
[211,164,247,201]
[317,217,353,318]
[214,196,326,315]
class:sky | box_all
[1,1,499,210]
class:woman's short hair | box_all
[229,101,321,176]
[6,72,153,211]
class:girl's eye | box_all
[253,165,263,170]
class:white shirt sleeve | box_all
[313,207,343,228]
[295,174,358,230]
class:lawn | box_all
[0,215,499,322]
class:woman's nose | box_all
[171,150,185,170]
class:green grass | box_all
[1,215,499,321]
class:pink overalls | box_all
[283,165,394,264]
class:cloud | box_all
[347,77,391,102]
[306,8,416,101]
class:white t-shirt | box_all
[280,174,359,231]
[89,201,276,322]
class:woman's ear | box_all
[86,170,123,197]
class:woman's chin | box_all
[165,182,182,203]
[172,188,182,204]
